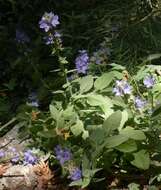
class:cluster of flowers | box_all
[54,145,82,182]
[39,12,61,45]
[113,75,155,110]
[75,46,111,74]
[0,147,37,165]
[75,50,89,74]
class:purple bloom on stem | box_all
[11,153,20,163]
[54,145,72,165]
[123,83,132,94]
[143,76,155,88]
[113,87,123,96]
[75,50,89,74]
[113,80,132,96]
[135,97,146,109]
[0,150,5,158]
[54,31,61,38]
[24,150,37,165]
[43,34,54,45]
[69,168,82,181]
[39,12,59,32]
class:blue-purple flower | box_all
[54,145,72,165]
[43,32,61,45]
[75,50,89,74]
[134,97,146,109]
[24,150,37,165]
[113,80,132,96]
[43,34,54,45]
[143,76,155,88]
[69,168,82,181]
[16,29,30,43]
[39,12,59,32]
[11,153,20,163]
[0,150,5,158]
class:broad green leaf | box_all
[82,178,91,188]
[103,111,122,135]
[94,72,113,91]
[152,104,161,117]
[152,83,161,93]
[120,127,146,140]
[49,105,59,120]
[131,150,150,170]
[110,63,125,70]
[134,66,151,81]
[71,120,84,136]
[37,130,56,138]
[80,75,93,93]
[119,110,128,130]
[82,130,89,140]
[128,183,140,190]
[146,53,161,62]
[111,70,123,79]
[112,97,127,108]
[86,94,113,107]
[90,127,105,145]
[69,179,83,187]
[105,134,129,148]
[115,140,137,153]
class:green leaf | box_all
[152,104,161,117]
[120,127,146,140]
[103,111,122,135]
[115,140,137,153]
[49,105,59,120]
[94,72,113,91]
[131,150,150,170]
[105,134,129,148]
[90,127,105,145]
[69,179,83,187]
[82,130,89,140]
[80,75,93,93]
[119,110,128,130]
[146,53,161,62]
[71,120,84,136]
[128,183,140,190]
[37,130,56,138]
[86,94,113,107]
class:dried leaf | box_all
[0,163,10,176]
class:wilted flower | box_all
[16,29,30,43]
[24,150,37,165]
[69,168,82,181]
[39,12,59,32]
[135,97,146,109]
[75,50,89,74]
[54,145,72,165]
[143,76,155,88]
[113,80,132,96]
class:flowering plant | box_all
[18,61,161,188]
